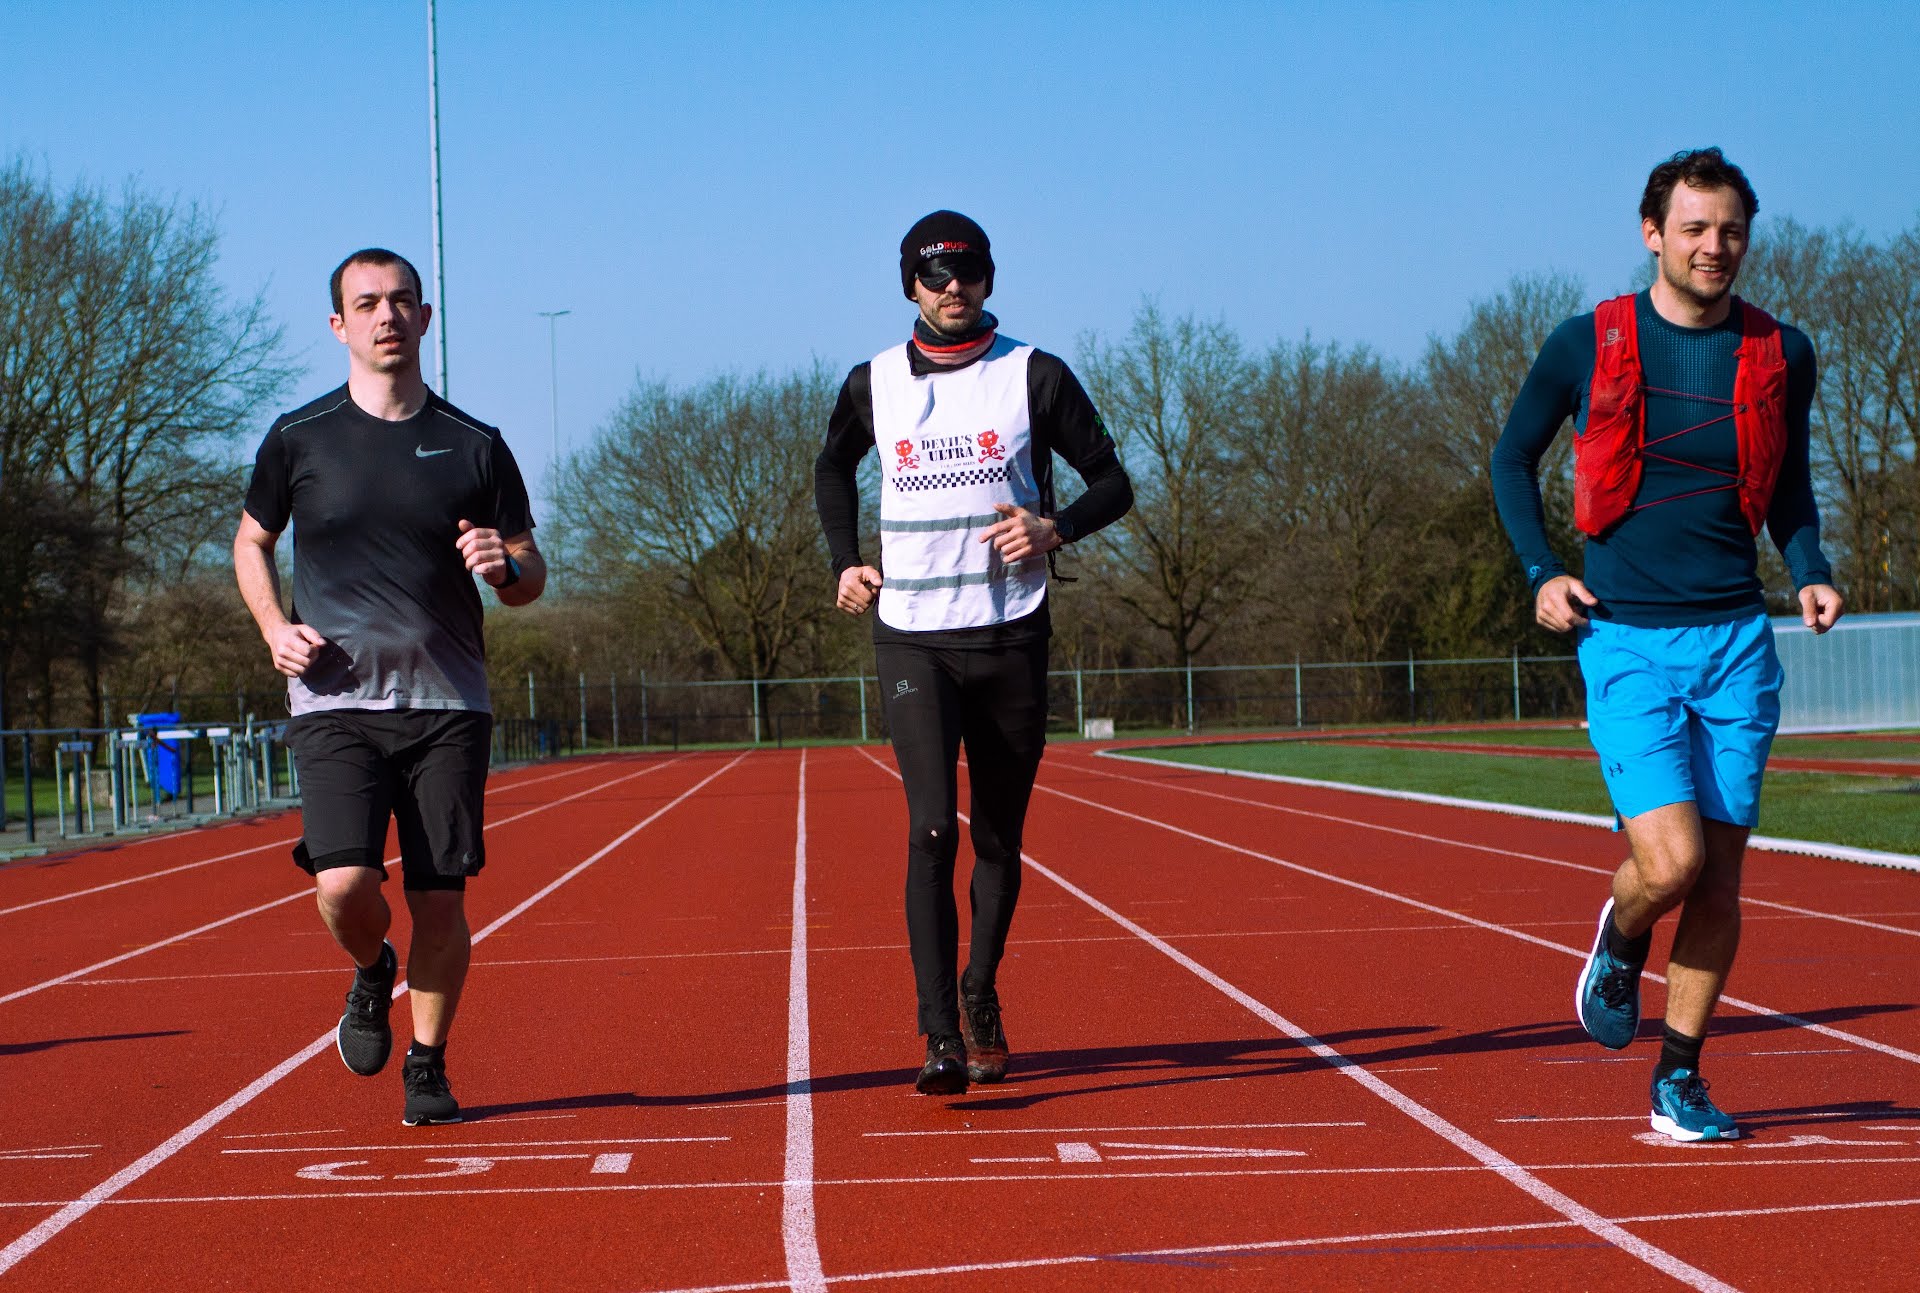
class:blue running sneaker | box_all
[1574,899,1640,1050]
[1650,1069,1739,1141]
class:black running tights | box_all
[876,638,1048,1036]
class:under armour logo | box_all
[416,446,452,458]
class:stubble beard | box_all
[1662,252,1735,311]
[921,299,983,337]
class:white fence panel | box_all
[1774,611,1920,733]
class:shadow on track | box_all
[0,1029,189,1056]
[457,1000,1912,1119]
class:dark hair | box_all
[1639,148,1759,229]
[329,248,426,314]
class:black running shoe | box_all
[959,986,1009,1084]
[401,1055,462,1126]
[336,942,397,1077]
[915,1033,969,1096]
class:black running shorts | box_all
[285,709,493,892]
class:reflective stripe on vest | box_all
[1575,293,1787,538]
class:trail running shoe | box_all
[1650,1069,1738,1141]
[1574,899,1640,1050]
[401,1055,463,1125]
[336,941,398,1077]
[915,1034,969,1096]
[959,985,1009,1084]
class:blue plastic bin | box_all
[136,712,184,798]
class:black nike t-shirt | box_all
[243,384,534,714]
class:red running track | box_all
[1,743,1917,1290]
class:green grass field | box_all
[1124,738,1920,856]
[1371,726,1920,763]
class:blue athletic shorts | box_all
[1575,611,1783,828]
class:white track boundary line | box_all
[1036,770,1920,1069]
[1065,751,1920,942]
[3,1154,1919,1211]
[1102,748,1920,873]
[855,749,1735,1293]
[0,750,749,1277]
[0,757,684,1008]
[0,758,617,919]
[638,1191,1920,1293]
[0,839,303,919]
[784,749,826,1293]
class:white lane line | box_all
[0,1159,89,1168]
[219,1129,345,1140]
[0,1158,1916,1212]
[1077,751,1920,939]
[222,1137,726,1154]
[1097,747,1920,879]
[1032,771,1920,1069]
[0,751,749,1277]
[0,1144,100,1156]
[784,748,826,1293]
[858,750,1737,1293]
[0,758,614,920]
[1025,856,1738,1292]
[79,945,791,986]
[0,839,302,919]
[0,758,687,1007]
[865,1121,1363,1137]
[631,1191,1920,1293]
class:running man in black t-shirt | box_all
[234,248,546,1125]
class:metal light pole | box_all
[426,0,450,395]
[537,310,571,471]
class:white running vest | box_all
[870,335,1048,632]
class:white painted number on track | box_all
[295,1151,635,1182]
[975,1139,1309,1164]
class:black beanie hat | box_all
[899,210,994,300]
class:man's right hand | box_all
[835,566,882,615]
[265,622,329,677]
[1535,574,1598,633]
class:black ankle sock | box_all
[407,1040,446,1065]
[1603,912,1652,965]
[1653,1025,1704,1082]
[356,942,394,981]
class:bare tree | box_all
[1415,272,1586,655]
[1078,303,1263,665]
[1252,339,1430,662]
[1742,218,1920,611]
[550,364,840,686]
[0,158,296,725]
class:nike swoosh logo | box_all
[415,446,453,458]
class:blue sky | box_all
[7,1,1918,495]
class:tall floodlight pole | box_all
[427,0,449,395]
[537,310,572,471]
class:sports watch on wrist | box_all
[491,555,522,589]
[1052,513,1077,544]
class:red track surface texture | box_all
[2,745,1917,1290]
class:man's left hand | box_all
[456,519,511,585]
[1799,583,1844,635]
[980,503,1061,563]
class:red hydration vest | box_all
[1574,293,1788,538]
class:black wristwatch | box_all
[1052,513,1077,544]
[490,555,522,589]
